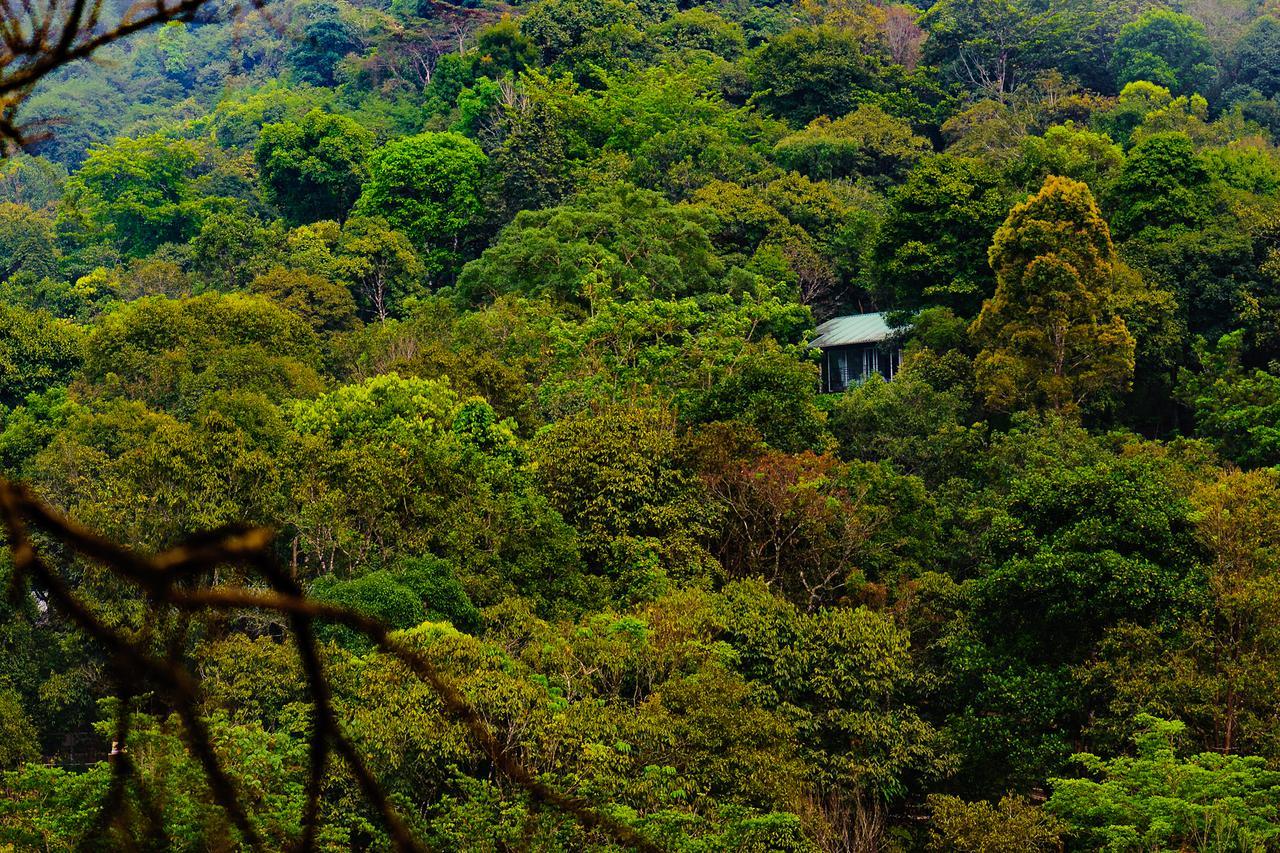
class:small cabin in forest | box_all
[811,312,903,394]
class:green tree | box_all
[0,203,58,281]
[1047,715,1280,851]
[489,76,578,216]
[209,85,334,151]
[684,344,825,454]
[29,396,285,549]
[255,109,373,225]
[119,255,193,302]
[747,26,879,125]
[1107,132,1219,239]
[188,213,284,292]
[334,216,423,321]
[717,580,954,847]
[81,293,324,413]
[285,0,362,86]
[194,634,305,731]
[314,571,427,650]
[921,0,1078,99]
[59,135,236,257]
[1121,220,1250,348]
[650,8,746,58]
[474,16,538,76]
[311,557,480,650]
[455,182,721,306]
[689,180,793,263]
[971,176,1135,413]
[1113,9,1216,96]
[0,687,38,770]
[829,351,982,484]
[250,266,357,331]
[284,375,584,609]
[519,0,646,67]
[927,794,1065,852]
[0,303,82,408]
[1088,470,1280,762]
[938,420,1202,792]
[280,220,342,280]
[871,155,1011,316]
[153,21,193,79]
[1231,16,1280,101]
[772,104,931,186]
[289,371,457,443]
[532,403,715,601]
[1203,145,1280,195]
[1178,331,1280,468]
[1009,123,1124,192]
[0,712,312,850]
[1093,80,1216,149]
[354,132,488,285]
[0,155,66,209]
[0,386,86,478]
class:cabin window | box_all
[822,345,904,393]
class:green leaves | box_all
[748,26,880,125]
[311,557,480,649]
[773,105,931,186]
[355,132,489,284]
[1048,715,1280,851]
[60,136,242,258]
[456,181,720,307]
[290,373,459,445]
[1178,331,1280,468]
[927,794,1064,851]
[0,302,82,408]
[1113,9,1216,97]
[532,402,715,600]
[871,155,1011,316]
[1232,16,1280,101]
[81,293,324,413]
[717,580,954,802]
[921,0,1085,99]
[255,109,373,226]
[1,711,313,850]
[971,176,1135,414]
[1108,132,1218,239]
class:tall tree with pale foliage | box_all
[970,176,1135,414]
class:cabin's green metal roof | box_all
[810,312,895,348]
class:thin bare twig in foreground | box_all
[0,0,493,148]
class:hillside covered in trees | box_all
[6,0,1280,849]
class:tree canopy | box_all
[8,0,1280,847]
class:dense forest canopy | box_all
[4,0,1280,849]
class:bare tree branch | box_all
[0,0,489,148]
[0,478,663,852]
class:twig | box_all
[0,0,491,147]
[0,478,662,852]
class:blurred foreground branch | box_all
[0,0,245,145]
[0,0,489,148]
[0,477,661,852]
